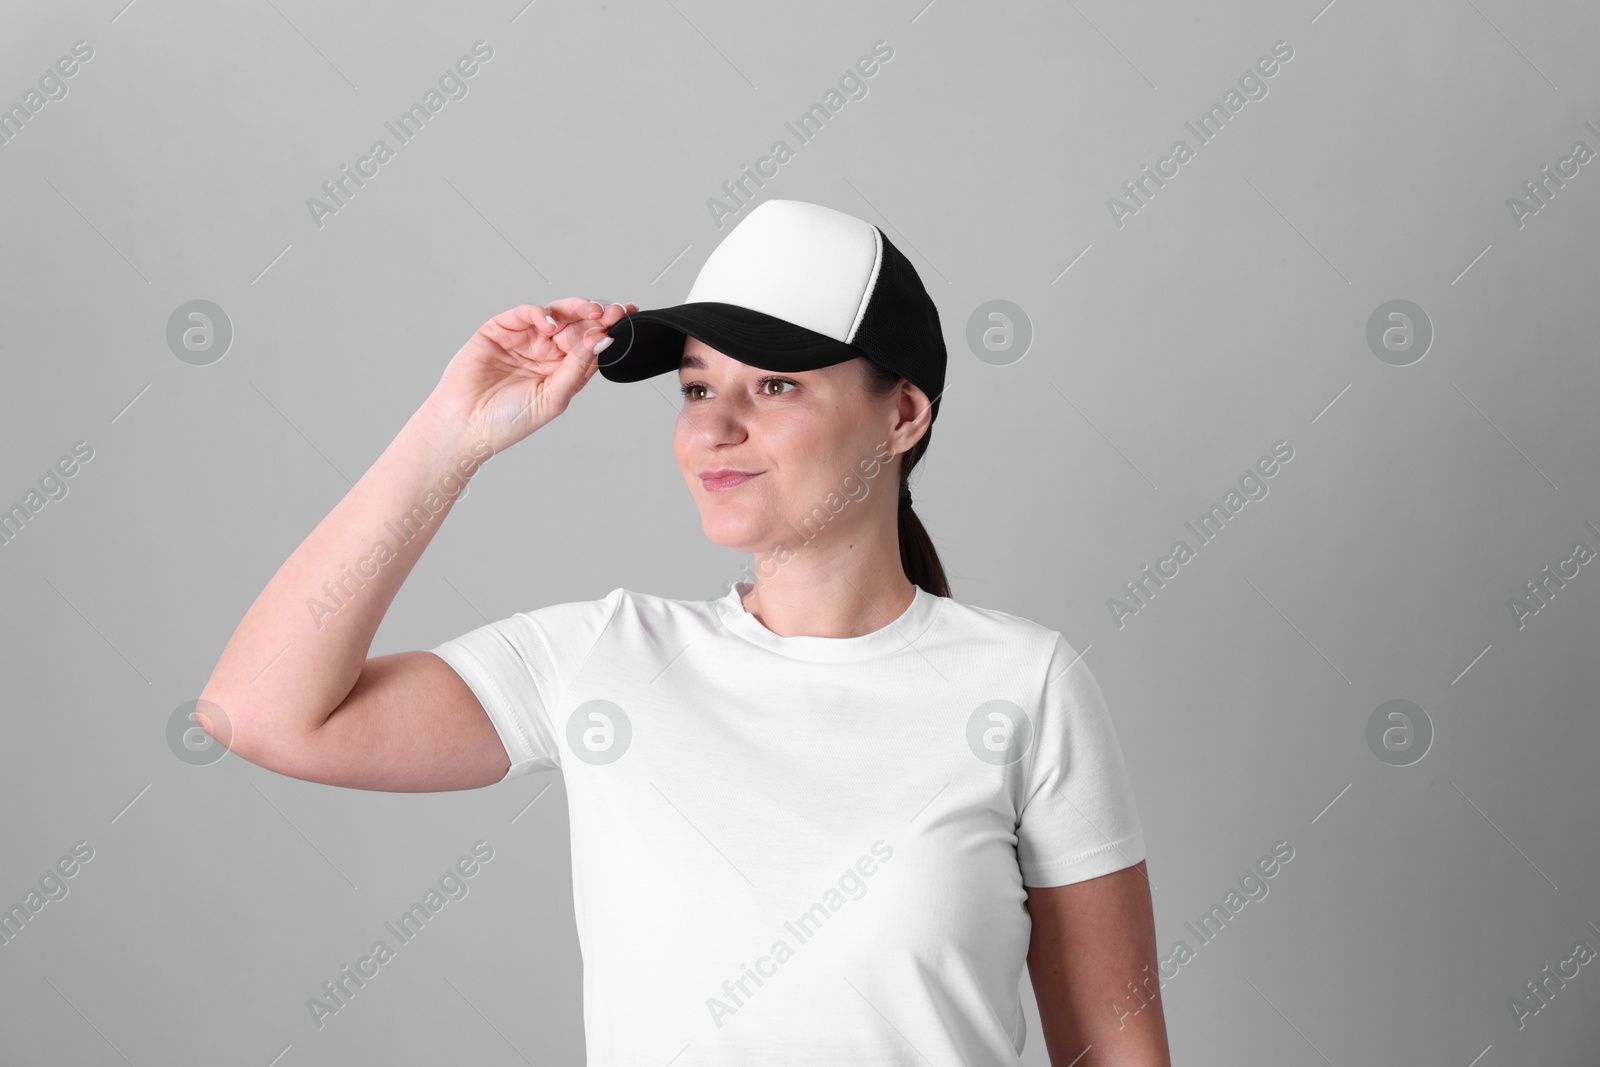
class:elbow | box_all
[190,689,244,759]
[190,687,268,766]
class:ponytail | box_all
[861,360,950,598]
[898,498,949,598]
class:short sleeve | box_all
[428,589,623,783]
[1015,633,1147,887]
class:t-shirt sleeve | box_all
[1015,632,1148,887]
[427,589,623,783]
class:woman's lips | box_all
[701,471,762,492]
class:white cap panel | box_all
[686,200,882,342]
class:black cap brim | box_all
[596,302,863,383]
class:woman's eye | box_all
[679,379,794,401]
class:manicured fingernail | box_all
[545,315,558,325]
[593,337,614,354]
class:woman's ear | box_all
[895,381,933,446]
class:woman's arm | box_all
[196,401,486,756]
[1026,860,1172,1066]
[196,299,631,776]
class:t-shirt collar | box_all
[711,580,941,662]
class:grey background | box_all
[1,0,1596,1064]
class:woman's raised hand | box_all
[425,298,638,453]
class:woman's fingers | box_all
[544,296,608,326]
[484,299,639,363]
[537,299,636,355]
[478,303,556,352]
[544,297,639,329]
[595,302,633,329]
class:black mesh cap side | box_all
[849,227,947,424]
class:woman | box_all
[198,200,1171,1066]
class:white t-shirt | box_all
[429,580,1146,1066]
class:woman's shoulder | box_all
[517,584,719,633]
[935,591,1063,644]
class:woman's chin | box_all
[699,510,771,552]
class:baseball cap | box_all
[596,199,947,424]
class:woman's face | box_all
[672,336,916,554]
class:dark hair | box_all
[859,359,950,598]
